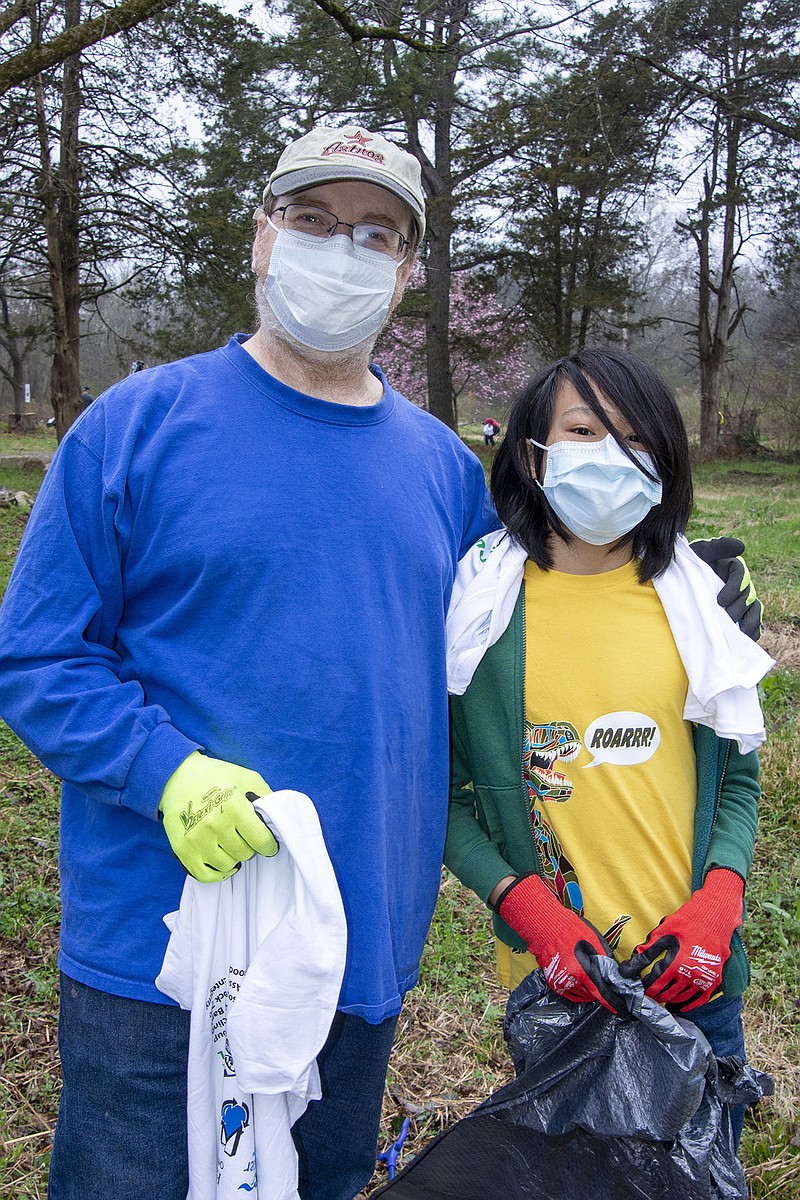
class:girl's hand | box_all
[621,868,744,1012]
[495,873,618,1011]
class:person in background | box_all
[80,385,94,408]
[483,416,500,446]
[444,347,772,1151]
[0,125,496,1200]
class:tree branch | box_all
[0,0,28,38]
[631,52,800,142]
[309,0,447,51]
[0,0,176,95]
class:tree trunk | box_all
[0,276,26,413]
[696,114,743,460]
[698,339,725,456]
[55,0,83,440]
[566,190,587,353]
[424,196,456,429]
[34,0,83,441]
[693,19,746,460]
[548,180,568,357]
[578,193,605,347]
[404,0,467,432]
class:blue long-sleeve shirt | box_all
[0,336,497,1019]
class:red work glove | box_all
[624,868,744,1013]
[495,874,617,1012]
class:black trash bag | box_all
[374,959,773,1200]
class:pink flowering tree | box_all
[376,267,532,423]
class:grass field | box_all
[0,443,798,1197]
[0,430,56,459]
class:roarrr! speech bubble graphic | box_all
[583,711,660,768]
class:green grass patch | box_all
[0,431,57,456]
[0,505,35,596]
[746,670,800,1003]
[689,459,800,623]
[0,728,61,1198]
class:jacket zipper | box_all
[520,587,544,879]
[705,738,731,870]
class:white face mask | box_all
[263,226,399,352]
[529,433,663,546]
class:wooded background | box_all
[2,0,799,455]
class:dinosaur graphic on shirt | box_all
[523,720,581,802]
[523,719,629,948]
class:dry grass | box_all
[741,996,800,1197]
[368,880,513,1192]
[0,747,61,1199]
[760,623,800,672]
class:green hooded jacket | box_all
[445,590,760,997]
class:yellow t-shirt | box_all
[497,559,696,990]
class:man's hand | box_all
[495,873,618,1011]
[158,751,278,882]
[621,868,744,1013]
[690,536,762,640]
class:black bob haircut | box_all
[490,347,693,583]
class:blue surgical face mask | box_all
[528,433,663,546]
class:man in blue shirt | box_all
[0,126,496,1200]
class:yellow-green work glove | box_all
[158,751,278,882]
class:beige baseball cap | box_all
[265,125,426,241]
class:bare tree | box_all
[675,113,750,456]
[644,0,800,456]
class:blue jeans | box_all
[686,992,747,1147]
[48,975,191,1199]
[292,1010,399,1199]
[48,974,397,1200]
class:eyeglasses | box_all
[270,203,412,260]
